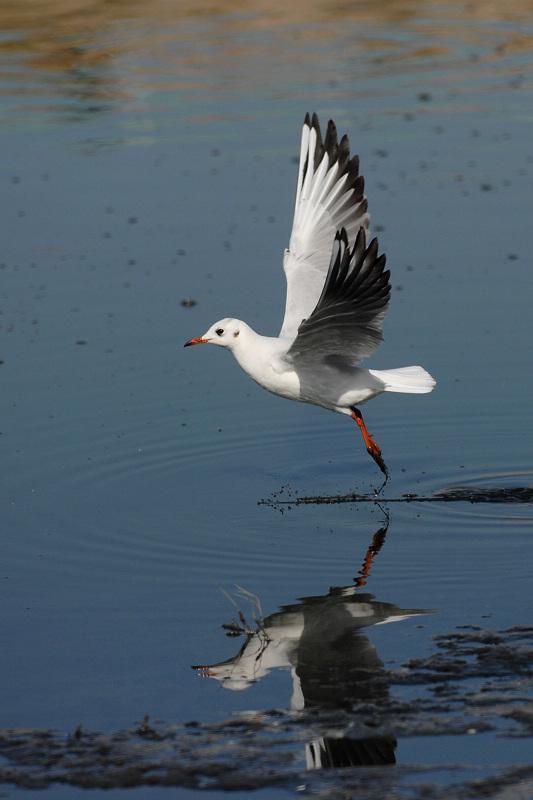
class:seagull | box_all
[185,113,435,480]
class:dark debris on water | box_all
[261,483,533,508]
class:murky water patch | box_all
[1,625,533,793]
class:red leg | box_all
[350,408,389,479]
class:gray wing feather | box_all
[285,227,390,366]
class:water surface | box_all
[1,1,532,797]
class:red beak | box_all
[184,336,210,347]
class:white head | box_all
[184,317,246,350]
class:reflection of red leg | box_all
[356,546,374,589]
[355,525,388,588]
[350,407,389,479]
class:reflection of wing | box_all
[306,736,397,768]
[285,227,390,367]
[280,113,370,341]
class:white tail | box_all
[369,366,436,394]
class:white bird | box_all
[185,113,435,480]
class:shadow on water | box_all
[2,519,533,796]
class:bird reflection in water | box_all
[192,519,434,768]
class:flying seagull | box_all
[185,113,435,480]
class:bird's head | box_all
[184,318,244,350]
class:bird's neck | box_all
[230,326,283,383]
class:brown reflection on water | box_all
[1,0,532,76]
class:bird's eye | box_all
[216,328,224,336]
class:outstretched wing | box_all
[280,113,370,341]
[285,227,390,366]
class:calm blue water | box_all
[1,2,532,797]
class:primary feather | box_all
[280,113,370,341]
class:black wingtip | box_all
[335,227,349,245]
[301,114,364,206]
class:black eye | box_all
[216,328,224,336]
